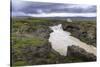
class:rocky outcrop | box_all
[62,23,96,47]
[67,45,96,61]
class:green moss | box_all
[47,53,57,59]
[13,22,23,28]
[13,61,27,66]
[13,37,47,48]
[65,56,83,62]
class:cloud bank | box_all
[11,0,96,17]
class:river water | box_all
[49,24,96,56]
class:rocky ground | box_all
[11,18,96,66]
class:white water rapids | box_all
[49,24,96,56]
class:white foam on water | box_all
[49,24,96,56]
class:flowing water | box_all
[49,24,96,56]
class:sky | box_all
[11,0,96,17]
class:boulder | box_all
[67,45,96,61]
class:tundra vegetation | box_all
[11,17,96,66]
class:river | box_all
[49,24,96,56]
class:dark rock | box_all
[67,45,96,61]
[35,28,51,39]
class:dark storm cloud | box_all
[11,0,96,17]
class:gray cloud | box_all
[11,1,96,17]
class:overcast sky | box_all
[11,0,96,17]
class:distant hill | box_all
[11,16,96,21]
[33,17,96,21]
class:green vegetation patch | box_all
[12,36,47,48]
